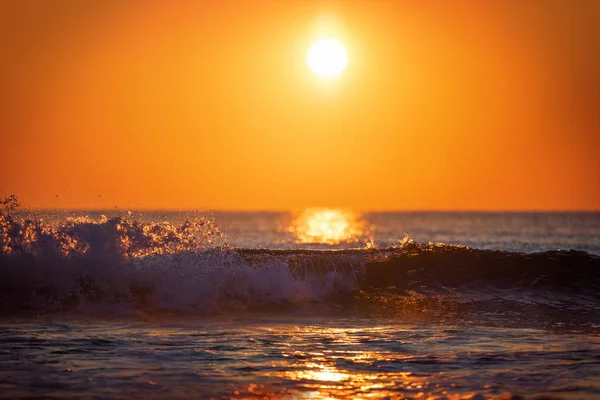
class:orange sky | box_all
[1,0,599,211]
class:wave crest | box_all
[1,203,227,259]
[1,198,599,316]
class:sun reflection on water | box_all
[289,208,370,245]
[293,369,348,383]
[246,325,443,399]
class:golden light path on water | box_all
[289,208,371,245]
[228,325,479,400]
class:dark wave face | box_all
[2,202,599,323]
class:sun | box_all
[307,39,347,77]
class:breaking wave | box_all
[1,197,599,316]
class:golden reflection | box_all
[264,360,428,399]
[293,369,348,383]
[289,208,369,245]
[251,325,442,399]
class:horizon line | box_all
[14,207,600,214]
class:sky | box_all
[1,0,599,211]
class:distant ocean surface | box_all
[21,209,600,253]
[1,206,599,399]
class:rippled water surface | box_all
[2,315,599,400]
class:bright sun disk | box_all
[307,39,347,77]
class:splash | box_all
[0,197,363,313]
[0,197,227,258]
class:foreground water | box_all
[2,314,600,400]
[1,204,599,398]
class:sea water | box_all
[1,207,599,399]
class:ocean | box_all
[1,206,599,399]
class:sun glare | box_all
[307,39,347,77]
[290,208,367,245]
